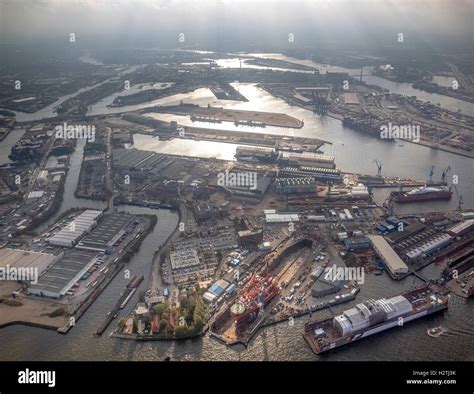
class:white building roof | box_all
[368,235,408,275]
[265,213,300,223]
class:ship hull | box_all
[390,191,452,203]
[307,303,448,355]
[231,288,279,324]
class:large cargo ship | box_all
[230,273,280,325]
[303,285,449,354]
[390,185,452,203]
[342,116,395,142]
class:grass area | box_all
[48,308,66,318]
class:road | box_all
[447,62,474,94]
[105,127,114,209]
[149,202,188,304]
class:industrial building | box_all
[265,212,300,223]
[447,219,474,237]
[218,172,272,202]
[193,202,223,222]
[350,184,370,200]
[27,249,99,298]
[307,215,326,222]
[275,177,318,194]
[385,221,426,244]
[311,275,343,297]
[404,233,453,263]
[48,210,103,247]
[0,248,60,281]
[280,152,336,169]
[76,213,134,252]
[203,279,230,302]
[368,235,409,278]
[237,229,263,247]
[344,237,370,251]
[235,146,276,161]
[278,166,340,182]
[113,148,166,172]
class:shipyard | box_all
[1,55,473,352]
[0,3,473,381]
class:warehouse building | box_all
[265,213,300,223]
[27,250,99,298]
[404,233,453,263]
[350,184,370,200]
[344,237,370,251]
[235,146,276,161]
[48,210,103,247]
[113,148,166,172]
[280,152,336,169]
[368,235,409,278]
[307,215,326,222]
[76,214,134,252]
[275,177,318,194]
[203,279,230,302]
[385,221,426,244]
[447,219,474,237]
[278,166,340,182]
[311,275,343,298]
[237,229,263,247]
[0,248,60,283]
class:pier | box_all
[95,275,144,336]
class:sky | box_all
[0,0,472,51]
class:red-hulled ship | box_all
[390,185,452,203]
[230,273,280,325]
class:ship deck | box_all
[303,286,448,354]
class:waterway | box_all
[0,53,473,361]
[136,82,473,214]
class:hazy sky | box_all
[1,0,472,50]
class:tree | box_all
[154,303,168,317]
[174,325,189,338]
[159,319,168,334]
[117,318,126,329]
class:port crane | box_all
[372,159,382,177]
[441,166,451,184]
[427,165,451,185]
[428,165,435,184]
[452,185,463,211]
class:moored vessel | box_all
[230,273,280,325]
[303,285,449,354]
[390,185,452,203]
